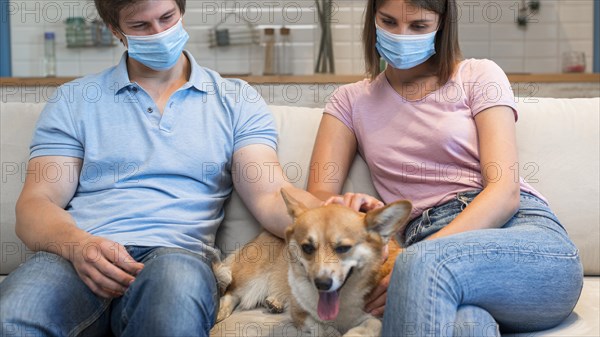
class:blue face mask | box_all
[375,23,437,70]
[122,18,189,71]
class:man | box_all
[0,1,319,336]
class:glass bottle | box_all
[43,32,56,77]
[263,28,276,76]
[278,27,292,75]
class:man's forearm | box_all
[16,197,90,261]
[258,186,321,238]
[308,189,337,202]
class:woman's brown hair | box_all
[363,0,462,85]
[94,0,186,31]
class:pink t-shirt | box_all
[325,58,544,220]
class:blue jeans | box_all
[1,246,219,337]
[383,191,584,337]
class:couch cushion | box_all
[514,98,600,275]
[0,103,45,274]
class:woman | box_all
[307,0,583,335]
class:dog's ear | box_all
[281,188,308,219]
[364,200,412,242]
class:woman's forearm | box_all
[427,185,520,241]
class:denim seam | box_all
[520,194,549,207]
[119,286,133,330]
[515,214,569,236]
[430,253,459,335]
[427,248,580,331]
[68,298,111,337]
[478,248,579,258]
[144,247,213,266]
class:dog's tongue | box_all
[317,291,340,321]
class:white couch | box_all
[1,98,599,336]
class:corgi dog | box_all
[214,189,411,336]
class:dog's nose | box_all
[314,277,333,291]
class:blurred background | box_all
[0,0,598,77]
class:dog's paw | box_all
[216,306,231,323]
[265,296,285,313]
[216,294,238,323]
[216,304,232,323]
[212,262,233,295]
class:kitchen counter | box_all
[1,74,599,86]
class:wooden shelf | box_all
[506,73,599,83]
[1,73,598,86]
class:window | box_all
[0,0,11,76]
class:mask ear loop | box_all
[111,26,127,47]
[118,34,126,47]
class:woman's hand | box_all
[70,234,144,298]
[323,192,384,212]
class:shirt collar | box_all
[109,50,209,95]
[184,51,211,92]
[108,52,133,94]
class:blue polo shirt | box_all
[29,51,277,255]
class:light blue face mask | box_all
[375,23,437,70]
[122,18,189,71]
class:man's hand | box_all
[323,192,384,212]
[364,271,391,317]
[70,234,144,298]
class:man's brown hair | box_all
[363,0,462,85]
[94,0,186,31]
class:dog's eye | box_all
[301,244,315,255]
[335,245,352,254]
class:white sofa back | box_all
[1,98,599,275]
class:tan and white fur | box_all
[215,189,411,336]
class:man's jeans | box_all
[1,246,219,337]
[382,191,584,337]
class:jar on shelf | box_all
[277,27,292,75]
[65,17,88,47]
[562,51,586,73]
[263,28,276,76]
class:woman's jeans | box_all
[0,246,219,337]
[382,191,584,337]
